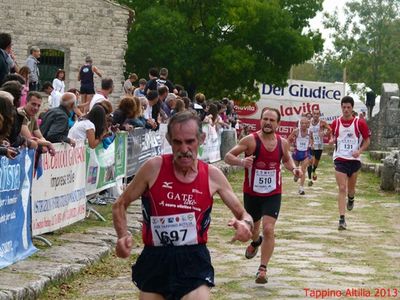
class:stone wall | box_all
[381,150,400,192]
[368,83,400,150]
[0,0,133,104]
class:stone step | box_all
[369,151,392,161]
[361,161,383,177]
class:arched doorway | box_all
[38,49,64,86]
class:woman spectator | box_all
[112,96,135,131]
[52,69,65,93]
[204,102,229,130]
[126,96,146,128]
[18,66,30,107]
[68,104,107,149]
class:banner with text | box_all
[31,142,86,236]
[126,129,161,177]
[0,149,37,269]
[86,132,127,194]
[235,80,367,138]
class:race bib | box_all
[151,212,197,246]
[338,138,358,154]
[253,169,276,194]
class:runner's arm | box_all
[224,135,253,167]
[209,166,253,241]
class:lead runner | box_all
[113,111,253,299]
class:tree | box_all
[322,0,400,92]
[118,0,323,100]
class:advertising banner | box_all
[126,129,161,177]
[0,148,37,269]
[85,132,127,195]
[32,142,86,236]
[235,80,366,138]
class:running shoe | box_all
[308,180,313,187]
[245,237,262,259]
[255,266,268,284]
[347,199,354,211]
[293,175,299,182]
[299,187,305,195]
[312,172,317,181]
[338,219,347,230]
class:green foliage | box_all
[118,0,323,100]
[321,0,400,92]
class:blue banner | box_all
[0,148,37,269]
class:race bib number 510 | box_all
[150,212,198,246]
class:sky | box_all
[309,0,349,51]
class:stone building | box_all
[0,0,133,103]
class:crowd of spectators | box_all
[0,32,240,160]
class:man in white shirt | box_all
[89,77,114,111]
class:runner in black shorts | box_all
[244,193,281,221]
[132,244,214,299]
[113,112,253,299]
[225,108,300,284]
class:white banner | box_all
[235,80,367,138]
[31,141,86,236]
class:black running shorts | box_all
[243,193,282,222]
[334,160,361,177]
[132,244,214,299]
[311,149,323,161]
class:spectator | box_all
[0,80,38,149]
[26,46,40,91]
[182,96,191,110]
[0,91,19,159]
[156,67,176,93]
[143,67,159,95]
[123,73,138,95]
[133,78,147,97]
[144,90,160,124]
[40,92,76,146]
[161,93,177,118]
[89,77,113,111]
[204,102,229,129]
[171,98,186,115]
[66,88,84,128]
[130,96,157,129]
[78,56,102,113]
[112,96,136,131]
[68,104,107,149]
[18,91,56,155]
[52,69,65,93]
[194,92,207,121]
[18,66,31,107]
[0,33,12,85]
[42,81,62,109]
